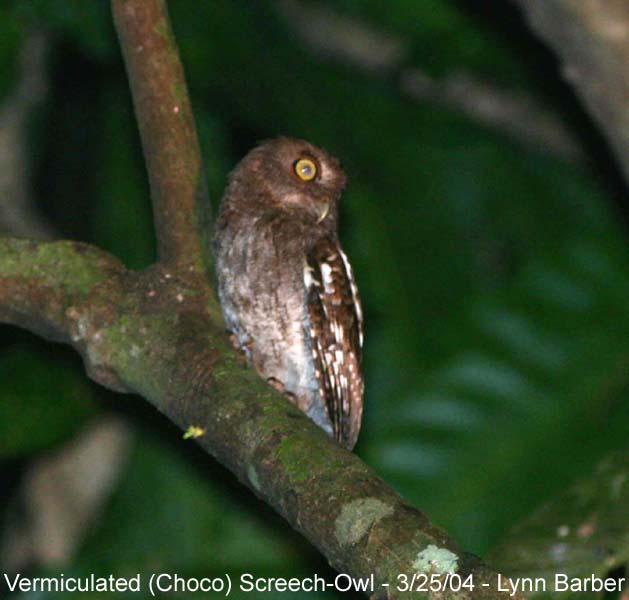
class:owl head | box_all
[224,137,347,226]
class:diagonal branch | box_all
[0,1,524,597]
[112,0,212,271]
[0,238,519,599]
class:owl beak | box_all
[316,198,330,223]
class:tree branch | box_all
[0,238,124,344]
[514,0,629,185]
[0,238,518,598]
[112,0,212,271]
[0,1,523,597]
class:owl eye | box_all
[294,158,317,181]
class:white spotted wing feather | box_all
[305,237,364,449]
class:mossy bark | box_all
[0,236,520,599]
[0,0,526,597]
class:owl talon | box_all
[266,377,297,402]
[229,333,253,361]
[229,333,239,349]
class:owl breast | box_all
[215,212,332,434]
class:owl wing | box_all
[305,237,364,449]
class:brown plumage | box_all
[213,137,364,449]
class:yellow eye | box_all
[294,158,317,181]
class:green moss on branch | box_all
[0,238,124,342]
[0,0,525,594]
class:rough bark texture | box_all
[0,1,527,598]
[0,237,518,599]
[515,0,629,184]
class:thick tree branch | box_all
[0,238,124,344]
[0,239,518,598]
[112,0,211,271]
[0,1,523,597]
[515,0,629,185]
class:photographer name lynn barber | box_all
[4,571,628,596]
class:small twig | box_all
[112,0,211,270]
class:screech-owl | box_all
[214,137,363,449]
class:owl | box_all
[214,137,363,449]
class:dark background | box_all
[1,1,628,598]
